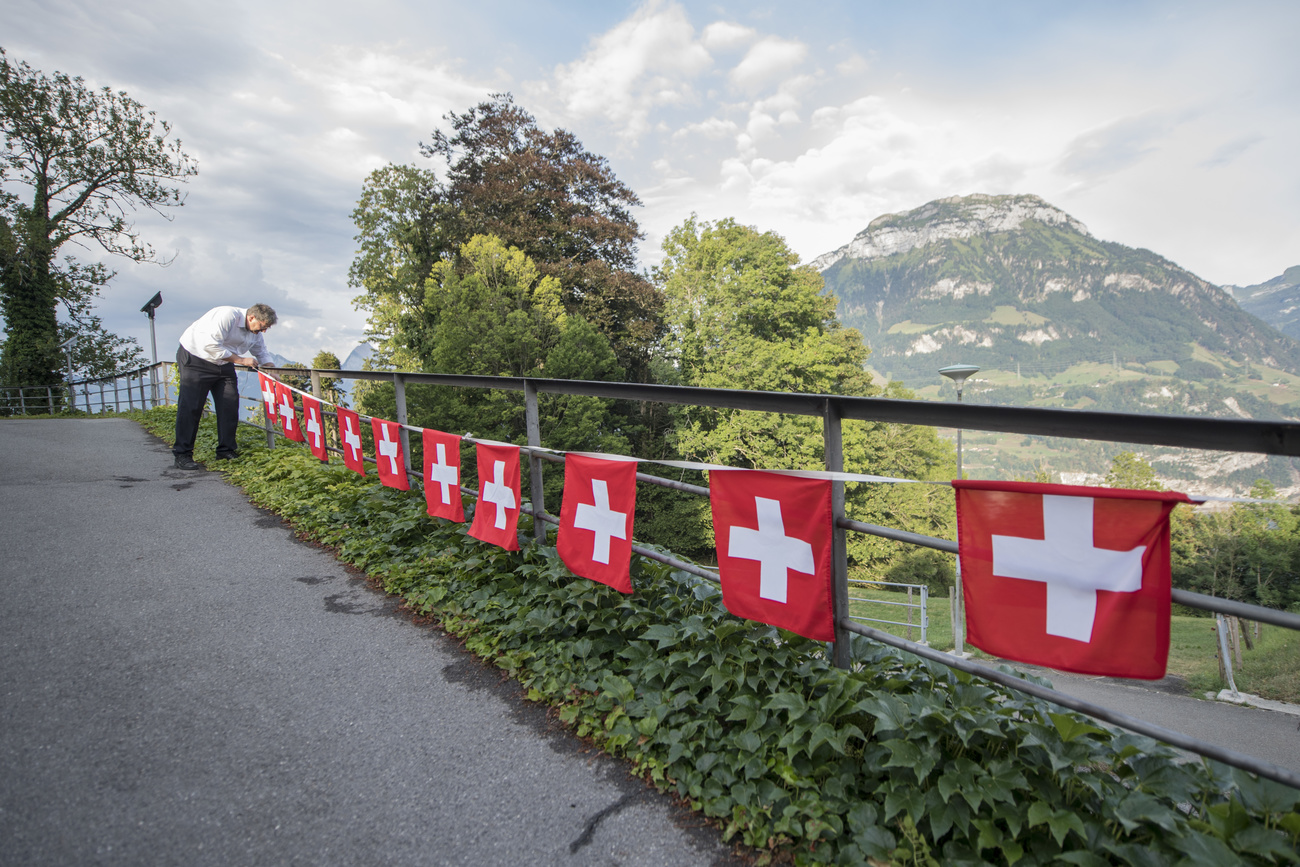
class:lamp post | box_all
[939,363,979,656]
[140,292,162,406]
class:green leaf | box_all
[1048,711,1106,743]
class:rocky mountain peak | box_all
[811,193,1091,271]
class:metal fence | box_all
[0,362,173,416]
[848,579,929,645]
[251,365,1300,788]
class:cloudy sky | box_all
[6,0,1298,366]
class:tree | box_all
[350,93,661,380]
[0,48,196,389]
[654,216,956,567]
[1104,451,1162,490]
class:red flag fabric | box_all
[422,429,464,522]
[558,454,637,593]
[954,480,1193,679]
[275,384,305,442]
[258,372,278,422]
[709,470,835,642]
[337,407,366,475]
[301,394,329,462]
[370,417,410,490]
[469,442,521,551]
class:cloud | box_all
[701,21,756,52]
[729,37,808,92]
[1200,134,1264,169]
[1057,112,1178,179]
[551,0,712,137]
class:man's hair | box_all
[247,303,278,326]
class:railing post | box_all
[164,363,172,406]
[824,398,852,669]
[310,369,323,400]
[393,372,410,476]
[45,386,52,414]
[524,379,545,544]
[19,387,27,416]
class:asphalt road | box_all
[0,419,738,867]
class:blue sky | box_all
[6,0,1298,366]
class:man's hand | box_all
[232,355,259,368]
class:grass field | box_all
[849,584,1300,702]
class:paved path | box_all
[0,419,737,867]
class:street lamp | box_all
[939,363,979,656]
[140,292,162,406]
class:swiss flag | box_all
[301,394,329,462]
[557,454,637,593]
[422,429,464,522]
[709,470,835,642]
[275,384,305,442]
[469,442,521,551]
[258,372,278,422]
[337,407,366,475]
[371,417,410,490]
[954,480,1193,679]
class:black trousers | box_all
[173,345,241,458]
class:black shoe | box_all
[174,456,203,470]
[216,451,240,461]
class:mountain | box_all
[1226,266,1300,341]
[814,193,1300,494]
[817,194,1300,389]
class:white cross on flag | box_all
[469,442,521,551]
[301,394,328,462]
[370,417,410,490]
[557,454,637,594]
[422,429,464,522]
[336,407,366,475]
[954,480,1193,679]
[275,383,305,443]
[258,372,278,422]
[709,470,835,642]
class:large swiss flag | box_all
[469,442,521,551]
[422,429,464,522]
[709,470,835,642]
[557,454,637,593]
[337,407,367,475]
[275,384,305,443]
[371,417,410,490]
[954,480,1193,679]
[301,394,329,462]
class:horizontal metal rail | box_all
[287,369,1300,456]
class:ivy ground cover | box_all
[137,409,1300,866]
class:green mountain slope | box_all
[1228,266,1300,341]
[814,194,1300,494]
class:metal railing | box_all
[0,361,173,416]
[254,366,1300,786]
[848,579,929,645]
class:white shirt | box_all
[179,306,273,365]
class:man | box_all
[172,304,277,470]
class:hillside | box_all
[815,194,1300,494]
[1228,266,1300,341]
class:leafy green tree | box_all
[0,48,196,389]
[350,93,660,380]
[654,216,956,567]
[1104,451,1162,490]
[359,235,629,496]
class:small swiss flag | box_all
[422,429,464,522]
[710,470,835,642]
[557,454,637,593]
[371,417,410,490]
[337,407,366,475]
[276,384,305,442]
[258,372,278,422]
[469,442,521,551]
[301,394,329,462]
[954,480,1193,679]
